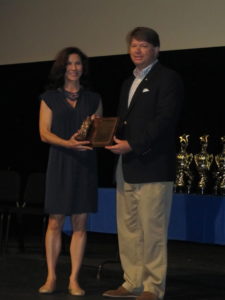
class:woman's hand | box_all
[90,113,101,120]
[66,133,93,151]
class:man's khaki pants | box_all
[116,158,173,299]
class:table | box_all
[63,188,225,245]
[169,193,225,245]
[64,188,117,234]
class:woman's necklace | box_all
[63,89,79,101]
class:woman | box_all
[39,47,102,295]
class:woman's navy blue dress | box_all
[41,88,101,215]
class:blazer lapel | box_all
[119,76,134,119]
[123,63,160,118]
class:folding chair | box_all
[0,169,21,253]
[4,172,47,254]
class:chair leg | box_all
[16,213,25,252]
[96,247,120,279]
[96,259,120,279]
[5,213,12,253]
[0,213,4,254]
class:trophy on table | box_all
[213,136,225,195]
[174,134,193,193]
[194,135,214,194]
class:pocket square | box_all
[142,88,150,93]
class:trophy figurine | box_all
[76,116,93,141]
[194,135,214,194]
[213,136,225,195]
[174,134,193,193]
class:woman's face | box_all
[65,53,83,82]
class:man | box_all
[103,27,183,300]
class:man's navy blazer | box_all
[116,62,184,183]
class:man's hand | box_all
[105,136,132,154]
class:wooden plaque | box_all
[76,117,119,147]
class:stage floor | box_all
[1,232,225,300]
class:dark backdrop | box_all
[0,46,224,188]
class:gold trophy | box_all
[194,135,214,194]
[174,134,193,193]
[214,136,225,195]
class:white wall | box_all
[0,0,225,65]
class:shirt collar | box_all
[133,59,158,79]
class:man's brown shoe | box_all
[102,286,136,298]
[136,291,158,300]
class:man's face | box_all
[129,38,159,70]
